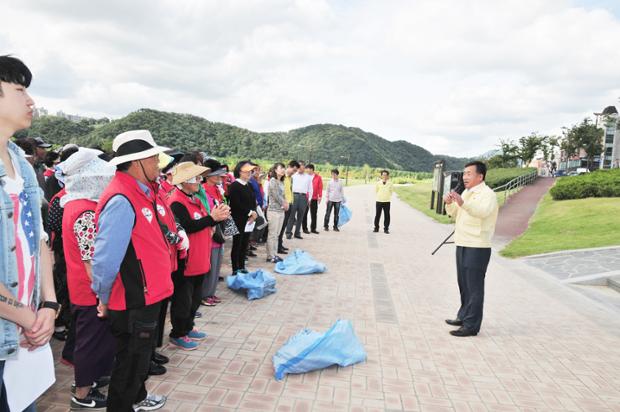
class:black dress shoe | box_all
[247,251,257,257]
[449,327,477,337]
[372,228,379,233]
[148,360,167,376]
[311,230,320,234]
[445,319,463,326]
[278,248,288,254]
[303,229,310,234]
[152,351,169,365]
[286,234,292,239]
[384,229,390,234]
[324,227,329,231]
[294,235,303,239]
[333,227,340,232]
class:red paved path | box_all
[493,177,556,246]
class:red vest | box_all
[63,199,98,306]
[96,172,173,311]
[169,189,212,276]
[155,186,179,273]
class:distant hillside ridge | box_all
[18,108,469,172]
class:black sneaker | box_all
[71,376,110,395]
[70,388,107,410]
[324,227,329,231]
[148,360,167,376]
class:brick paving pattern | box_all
[37,185,620,411]
[524,247,620,280]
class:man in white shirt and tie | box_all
[285,161,313,239]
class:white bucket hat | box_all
[109,130,170,166]
[57,147,116,207]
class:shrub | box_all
[550,169,620,200]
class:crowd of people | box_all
[0,56,355,412]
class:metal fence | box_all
[493,170,538,204]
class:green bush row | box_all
[550,169,620,200]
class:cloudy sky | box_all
[3,0,620,156]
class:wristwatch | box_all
[39,301,61,318]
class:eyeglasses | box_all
[185,176,200,184]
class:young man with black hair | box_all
[0,55,58,411]
[373,169,393,234]
[443,161,498,337]
[302,164,323,234]
[324,169,344,231]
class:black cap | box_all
[33,137,51,148]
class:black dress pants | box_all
[302,199,319,231]
[455,246,491,333]
[374,201,391,230]
[170,269,205,338]
[278,208,292,248]
[231,216,250,272]
[107,302,162,412]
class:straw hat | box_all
[171,162,209,185]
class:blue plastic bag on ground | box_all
[274,250,326,275]
[273,319,367,380]
[338,204,352,227]
[226,269,276,300]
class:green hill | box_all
[18,108,468,172]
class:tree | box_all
[496,139,519,167]
[563,118,604,170]
[517,133,545,166]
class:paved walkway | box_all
[523,247,620,281]
[38,184,620,411]
[493,177,556,247]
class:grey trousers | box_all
[286,193,308,236]
[202,246,224,298]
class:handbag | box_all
[220,216,240,238]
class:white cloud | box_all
[2,0,620,157]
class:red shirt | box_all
[311,174,323,200]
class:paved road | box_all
[493,177,556,247]
[39,184,620,411]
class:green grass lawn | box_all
[394,181,453,224]
[395,180,516,224]
[500,195,620,258]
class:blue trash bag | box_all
[274,249,326,275]
[273,319,367,380]
[338,203,352,227]
[226,269,276,300]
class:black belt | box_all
[293,192,306,195]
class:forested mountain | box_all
[18,108,468,171]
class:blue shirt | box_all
[249,177,263,207]
[91,179,151,305]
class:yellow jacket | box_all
[445,182,498,248]
[375,180,394,202]
[284,175,293,204]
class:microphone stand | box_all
[431,230,454,255]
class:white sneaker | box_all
[133,394,167,411]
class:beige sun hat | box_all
[171,162,209,185]
[109,130,170,166]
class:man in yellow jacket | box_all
[443,161,498,337]
[373,170,394,234]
